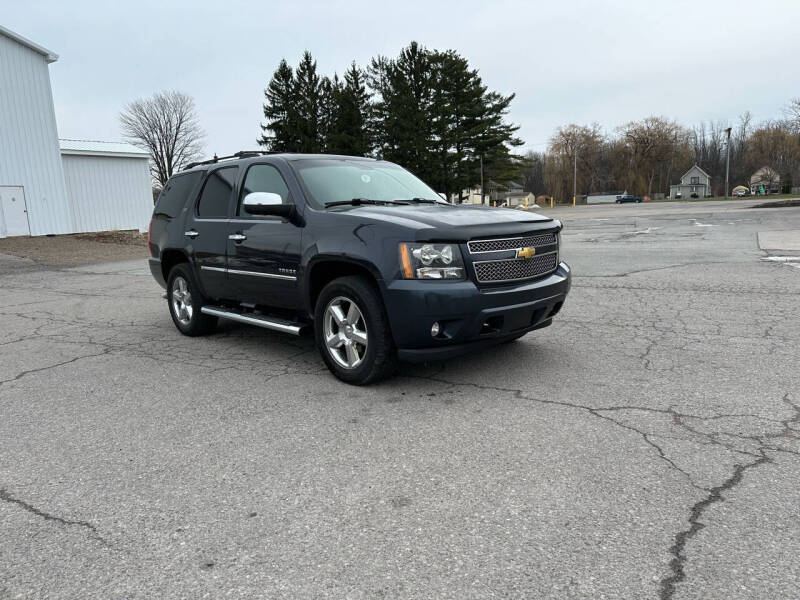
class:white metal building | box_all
[0,25,153,238]
[59,140,152,233]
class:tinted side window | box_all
[238,164,292,216]
[197,167,238,218]
[154,172,202,218]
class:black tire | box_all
[166,263,217,336]
[314,275,397,385]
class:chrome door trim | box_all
[199,265,296,281]
[228,268,296,281]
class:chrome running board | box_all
[200,306,305,335]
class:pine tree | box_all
[327,63,371,156]
[318,74,340,153]
[294,51,323,152]
[428,50,488,199]
[258,44,525,191]
[258,59,299,151]
[371,42,435,181]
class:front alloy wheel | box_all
[323,296,368,369]
[314,275,397,385]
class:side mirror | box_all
[243,192,294,219]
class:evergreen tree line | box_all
[258,42,524,200]
[525,99,800,201]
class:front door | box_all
[227,163,302,309]
[0,186,31,237]
[187,166,239,301]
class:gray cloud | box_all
[7,0,799,158]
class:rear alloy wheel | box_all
[167,263,217,336]
[314,276,397,385]
[171,276,194,326]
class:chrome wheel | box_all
[323,296,368,369]
[171,276,193,326]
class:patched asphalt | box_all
[1,200,798,599]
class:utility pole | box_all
[724,127,732,199]
[573,150,577,206]
[480,154,485,205]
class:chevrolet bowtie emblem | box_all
[517,247,536,259]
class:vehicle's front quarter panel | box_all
[299,210,417,307]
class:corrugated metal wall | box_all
[0,34,71,236]
[61,154,153,233]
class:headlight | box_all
[399,243,465,280]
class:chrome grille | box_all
[468,233,556,254]
[473,252,558,283]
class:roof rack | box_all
[185,150,277,169]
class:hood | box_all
[327,204,556,241]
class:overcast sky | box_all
[6,0,800,156]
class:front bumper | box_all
[382,262,571,362]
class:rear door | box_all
[226,162,302,308]
[186,166,238,301]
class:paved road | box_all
[1,201,799,599]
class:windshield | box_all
[291,158,446,207]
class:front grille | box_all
[473,252,558,283]
[468,232,556,254]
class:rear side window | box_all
[196,167,238,218]
[154,172,202,218]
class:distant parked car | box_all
[616,194,642,203]
[690,193,699,198]
[733,188,748,197]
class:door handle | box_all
[184,230,199,238]
[228,233,247,242]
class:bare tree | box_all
[120,91,205,188]
[544,123,605,201]
[785,98,800,134]
[617,117,691,197]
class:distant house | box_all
[669,165,711,199]
[452,181,536,207]
[749,166,781,195]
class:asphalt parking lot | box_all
[1,200,799,599]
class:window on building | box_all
[691,176,699,184]
[196,167,238,218]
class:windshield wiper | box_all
[397,197,438,204]
[325,198,410,208]
[394,197,452,205]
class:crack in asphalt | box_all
[402,369,799,596]
[658,455,771,600]
[0,488,109,546]
[1,231,798,596]
[0,349,111,387]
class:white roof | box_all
[0,25,58,63]
[59,139,150,159]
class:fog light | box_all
[431,322,440,337]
